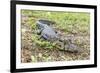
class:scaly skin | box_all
[36,19,58,41]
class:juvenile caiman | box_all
[36,19,82,53]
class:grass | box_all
[22,10,90,34]
[21,10,90,62]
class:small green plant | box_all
[32,34,57,49]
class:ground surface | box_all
[21,10,90,63]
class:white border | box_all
[16,5,94,69]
